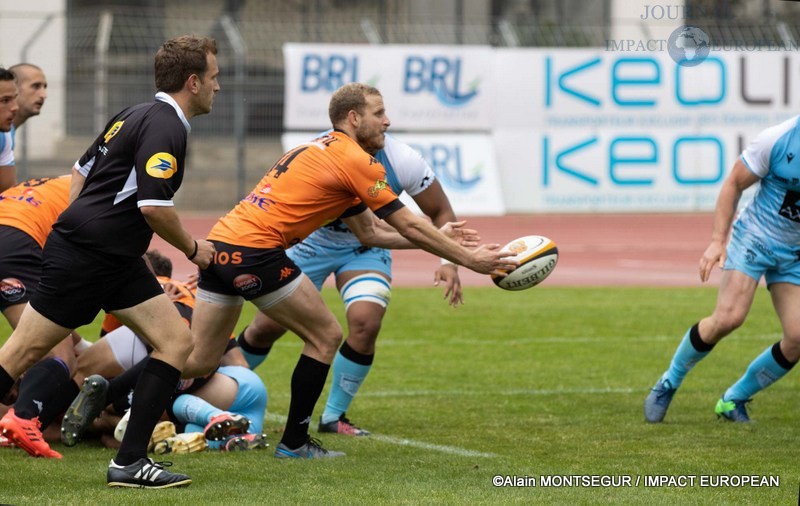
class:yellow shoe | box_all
[147,421,176,452]
[176,432,208,453]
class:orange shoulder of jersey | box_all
[0,176,71,248]
[208,132,398,249]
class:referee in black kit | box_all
[0,35,218,489]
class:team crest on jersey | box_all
[146,152,178,179]
[103,121,124,143]
[0,278,26,302]
[367,179,389,198]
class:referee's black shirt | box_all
[54,92,189,258]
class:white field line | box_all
[375,333,782,346]
[263,412,497,459]
[357,387,637,398]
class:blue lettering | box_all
[543,136,599,186]
[301,54,358,92]
[611,58,660,107]
[609,137,657,185]
[404,56,426,93]
[404,56,478,106]
[430,57,452,93]
[673,136,724,184]
[546,56,602,108]
[411,143,480,190]
[676,56,725,106]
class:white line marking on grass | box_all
[359,387,636,398]
[263,413,496,458]
[369,434,497,458]
[378,333,782,346]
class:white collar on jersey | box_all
[154,91,191,133]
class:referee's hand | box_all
[190,239,216,269]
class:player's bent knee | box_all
[310,321,343,358]
[247,315,288,346]
[339,274,391,312]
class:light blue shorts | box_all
[287,239,392,290]
[724,224,800,286]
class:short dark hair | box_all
[328,83,381,126]
[154,35,217,93]
[145,249,173,278]
[0,67,15,83]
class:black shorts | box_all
[0,226,42,311]
[31,231,164,329]
[198,241,302,300]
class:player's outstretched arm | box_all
[343,209,478,249]
[140,205,215,269]
[384,206,517,275]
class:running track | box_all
[151,213,721,288]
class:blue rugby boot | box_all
[644,378,677,423]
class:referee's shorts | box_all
[31,231,163,329]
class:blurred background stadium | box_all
[1,0,798,211]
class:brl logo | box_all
[403,56,479,107]
[411,143,481,191]
[300,54,378,92]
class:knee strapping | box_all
[339,274,391,312]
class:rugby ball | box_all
[491,235,558,291]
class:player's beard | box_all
[356,125,384,155]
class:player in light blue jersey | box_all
[645,116,800,423]
[237,133,465,436]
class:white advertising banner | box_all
[283,44,795,212]
[283,43,494,131]
[493,48,795,212]
[282,133,505,216]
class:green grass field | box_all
[0,286,797,505]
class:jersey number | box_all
[266,146,308,179]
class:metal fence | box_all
[9,0,799,207]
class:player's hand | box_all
[183,272,199,291]
[434,263,464,307]
[163,280,184,301]
[439,221,480,247]
[699,239,725,282]
[465,243,519,276]
[190,239,216,269]
[0,278,22,291]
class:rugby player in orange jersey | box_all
[185,82,518,459]
[0,176,81,456]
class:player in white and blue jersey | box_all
[0,67,18,193]
[237,133,465,436]
[0,63,48,193]
[645,115,800,423]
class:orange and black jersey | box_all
[0,176,70,248]
[208,131,404,249]
[54,92,190,258]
